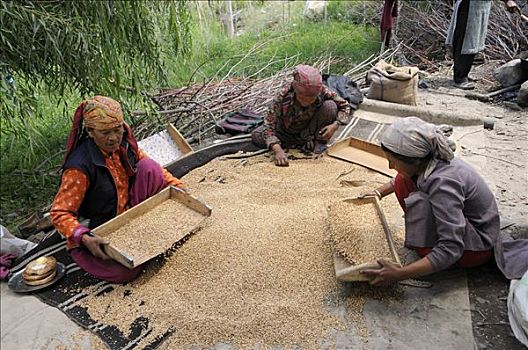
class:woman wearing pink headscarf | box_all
[251,64,350,166]
[51,96,186,283]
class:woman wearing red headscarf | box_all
[251,64,350,166]
[51,96,186,283]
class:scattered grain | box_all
[79,152,404,349]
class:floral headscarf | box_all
[292,64,323,97]
[62,96,138,169]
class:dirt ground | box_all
[418,62,527,349]
[417,61,527,227]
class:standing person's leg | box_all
[452,0,476,88]
[129,158,166,207]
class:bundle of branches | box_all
[134,50,397,146]
[394,0,528,70]
[133,56,332,144]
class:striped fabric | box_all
[9,230,169,349]
[334,116,388,144]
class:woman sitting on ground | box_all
[362,117,528,285]
[51,96,186,283]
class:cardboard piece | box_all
[328,137,396,177]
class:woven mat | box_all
[333,115,388,144]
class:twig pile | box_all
[135,52,395,145]
[394,0,528,70]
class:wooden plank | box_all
[104,245,135,269]
[334,253,379,282]
[167,123,193,155]
[171,187,212,216]
[327,138,350,154]
[373,196,401,266]
[328,137,397,177]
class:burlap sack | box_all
[366,60,419,106]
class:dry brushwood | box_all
[133,50,395,146]
[393,0,528,70]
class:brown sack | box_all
[366,60,419,106]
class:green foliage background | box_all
[0,0,380,232]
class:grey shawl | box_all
[445,0,492,55]
[381,117,454,180]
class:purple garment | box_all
[71,157,166,283]
[129,158,165,207]
[71,247,142,283]
[404,158,528,279]
[0,253,17,280]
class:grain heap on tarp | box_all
[79,154,404,349]
[327,200,393,266]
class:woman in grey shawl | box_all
[362,117,528,285]
[445,0,519,90]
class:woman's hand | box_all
[271,144,289,167]
[363,256,434,286]
[319,122,339,141]
[357,190,379,199]
[82,234,110,260]
[361,259,404,286]
[358,181,394,200]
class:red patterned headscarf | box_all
[292,65,323,97]
[62,96,139,168]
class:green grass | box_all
[167,21,378,86]
[0,90,70,230]
[0,2,380,234]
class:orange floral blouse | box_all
[51,149,184,248]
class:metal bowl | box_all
[8,262,65,293]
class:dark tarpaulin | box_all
[322,74,364,111]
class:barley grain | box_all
[101,200,204,263]
[79,153,404,349]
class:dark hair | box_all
[381,143,431,166]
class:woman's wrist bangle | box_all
[374,189,382,199]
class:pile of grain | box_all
[327,200,393,266]
[101,200,205,263]
[79,153,404,349]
